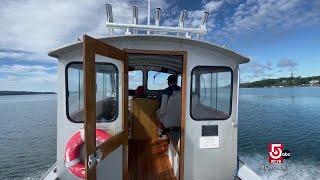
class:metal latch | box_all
[232,121,238,128]
[88,149,102,169]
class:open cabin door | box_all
[82,35,128,180]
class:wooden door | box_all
[83,35,128,180]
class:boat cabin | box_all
[43,3,260,180]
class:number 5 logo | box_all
[268,143,283,163]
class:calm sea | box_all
[0,87,319,179]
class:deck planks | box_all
[129,140,176,180]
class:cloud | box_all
[0,64,55,75]
[0,74,56,92]
[204,1,224,13]
[0,0,318,88]
[277,58,298,69]
[240,58,275,82]
[0,49,32,59]
[0,0,168,61]
[242,59,272,74]
[163,0,224,31]
[0,0,171,91]
[1,0,319,61]
[214,0,320,41]
[241,57,301,82]
[0,64,57,91]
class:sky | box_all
[0,0,319,92]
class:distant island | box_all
[0,91,56,96]
[240,76,320,88]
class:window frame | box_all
[190,66,234,121]
[65,61,119,123]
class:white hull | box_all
[41,161,260,180]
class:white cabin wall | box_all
[56,51,124,180]
[56,56,84,180]
[54,37,241,180]
[183,47,238,180]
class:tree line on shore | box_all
[240,76,320,88]
[0,91,56,96]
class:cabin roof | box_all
[48,35,250,64]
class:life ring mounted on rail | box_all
[64,129,111,178]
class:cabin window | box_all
[129,70,143,90]
[191,66,232,120]
[147,70,182,90]
[66,62,118,123]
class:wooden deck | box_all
[128,139,176,180]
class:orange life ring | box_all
[64,129,111,178]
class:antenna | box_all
[105,4,113,23]
[200,11,209,29]
[147,0,151,34]
[178,10,188,37]
[132,6,138,34]
[132,6,138,24]
[179,10,187,28]
[105,4,114,35]
[155,8,161,26]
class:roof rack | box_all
[105,4,209,39]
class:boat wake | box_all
[22,154,320,180]
[240,153,320,180]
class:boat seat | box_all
[158,91,181,128]
[157,93,168,121]
[191,94,229,119]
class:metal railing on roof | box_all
[105,4,209,39]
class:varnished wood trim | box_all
[83,35,129,180]
[179,52,187,180]
[83,35,97,180]
[84,35,126,62]
[125,48,187,180]
[97,131,127,158]
[122,52,129,180]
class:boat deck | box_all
[128,139,176,180]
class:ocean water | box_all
[238,87,320,179]
[0,95,56,180]
[0,87,319,179]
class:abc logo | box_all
[281,149,291,159]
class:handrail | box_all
[106,22,207,35]
[97,131,128,159]
[87,131,128,170]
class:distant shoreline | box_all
[240,86,320,88]
[0,91,56,96]
[240,76,320,88]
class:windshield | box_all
[147,70,181,90]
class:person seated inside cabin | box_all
[157,75,181,137]
[158,75,181,105]
[134,86,147,98]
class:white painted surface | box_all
[40,163,57,180]
[168,142,180,178]
[199,136,219,149]
[238,163,261,180]
[48,35,251,179]
[54,53,124,180]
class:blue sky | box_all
[0,0,319,92]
